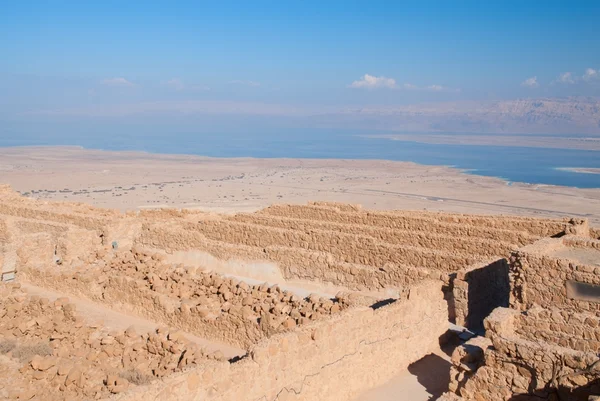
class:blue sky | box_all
[1,0,599,136]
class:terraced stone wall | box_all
[259,204,550,245]
[137,223,442,291]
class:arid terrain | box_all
[1,147,600,225]
[1,146,600,401]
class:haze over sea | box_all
[2,131,599,189]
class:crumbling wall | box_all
[15,233,56,267]
[59,227,103,264]
[0,284,214,401]
[20,249,349,349]
[0,204,110,231]
[119,280,449,401]
[509,245,600,313]
[451,258,510,332]
[453,308,600,401]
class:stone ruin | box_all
[0,183,598,400]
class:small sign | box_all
[566,280,600,303]
[1,271,15,282]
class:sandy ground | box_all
[1,146,600,226]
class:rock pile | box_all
[0,283,217,401]
[105,249,347,334]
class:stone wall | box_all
[227,213,518,257]
[259,204,552,245]
[515,305,600,353]
[138,224,442,291]
[451,258,510,332]
[509,240,600,313]
[186,220,483,272]
[563,236,600,249]
[454,308,600,401]
[20,250,349,349]
[117,280,449,401]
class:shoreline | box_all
[0,144,595,191]
[555,167,600,175]
[1,145,600,225]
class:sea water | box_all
[1,131,599,188]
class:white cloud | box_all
[163,78,185,90]
[521,76,539,88]
[350,74,396,89]
[101,77,134,87]
[402,83,418,90]
[583,68,598,81]
[557,72,575,84]
[229,80,260,87]
[427,84,444,91]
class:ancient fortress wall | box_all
[227,213,518,256]
[447,233,600,400]
[137,223,440,292]
[259,204,550,245]
[161,220,483,271]
[2,187,597,401]
[119,280,448,401]
[510,238,600,313]
[19,248,350,350]
[451,308,600,401]
[450,258,510,331]
[515,305,600,353]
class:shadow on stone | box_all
[407,353,452,400]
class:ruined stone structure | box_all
[0,184,597,400]
[447,231,600,400]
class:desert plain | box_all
[1,146,599,224]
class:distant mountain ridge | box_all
[331,97,600,135]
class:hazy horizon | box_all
[1,1,600,138]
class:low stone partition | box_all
[563,236,600,249]
[452,307,600,401]
[450,258,510,332]
[117,280,449,401]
